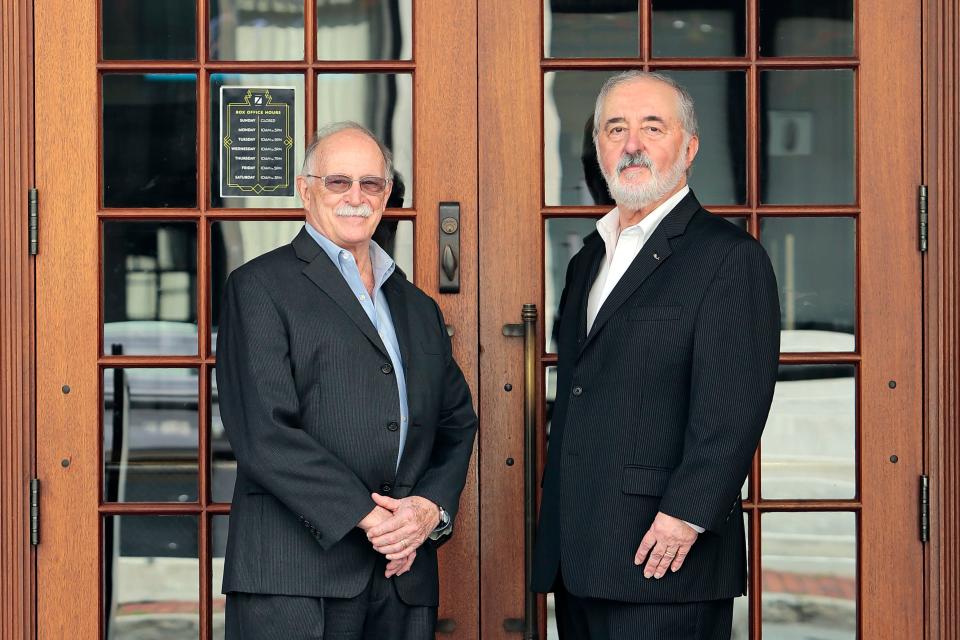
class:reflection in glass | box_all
[209,0,304,60]
[103,0,196,60]
[547,593,560,638]
[104,515,199,639]
[103,74,197,208]
[545,71,614,207]
[212,515,230,639]
[545,366,558,443]
[732,512,749,640]
[210,368,235,503]
[316,74,414,207]
[209,220,414,354]
[545,218,598,353]
[209,220,302,356]
[762,365,856,499]
[103,221,198,356]
[761,70,855,204]
[317,0,412,60]
[544,70,745,206]
[544,0,638,59]
[374,219,414,277]
[724,216,748,231]
[210,74,306,209]
[761,512,857,639]
[760,1,854,57]
[103,368,199,503]
[760,217,855,352]
[660,70,746,205]
[652,0,745,58]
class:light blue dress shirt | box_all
[304,223,410,468]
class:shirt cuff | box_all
[684,520,706,534]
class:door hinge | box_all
[920,474,929,543]
[918,184,928,253]
[28,187,38,256]
[30,478,40,546]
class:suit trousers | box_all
[554,574,733,640]
[225,559,437,640]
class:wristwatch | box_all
[428,505,452,541]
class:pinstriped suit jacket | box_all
[216,227,477,606]
[531,191,780,603]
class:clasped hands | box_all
[358,493,440,578]
[634,511,699,580]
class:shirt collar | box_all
[303,222,396,289]
[596,185,690,247]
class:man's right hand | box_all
[357,505,393,532]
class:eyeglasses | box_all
[304,174,391,195]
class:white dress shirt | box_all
[586,186,706,534]
[587,186,689,333]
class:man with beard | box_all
[217,121,477,639]
[531,71,780,639]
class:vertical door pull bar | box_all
[521,304,539,639]
[502,305,539,638]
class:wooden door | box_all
[34,0,478,637]
[478,1,924,638]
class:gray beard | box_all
[602,149,688,212]
[335,203,373,218]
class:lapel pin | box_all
[653,252,660,261]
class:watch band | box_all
[428,506,452,540]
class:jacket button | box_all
[380,483,393,493]
[387,421,399,432]
[572,386,583,396]
[381,363,393,374]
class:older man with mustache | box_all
[217,121,477,639]
[532,71,780,639]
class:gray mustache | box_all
[335,204,373,218]
[616,152,653,173]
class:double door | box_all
[35,1,923,638]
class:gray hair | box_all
[301,121,394,180]
[592,71,699,142]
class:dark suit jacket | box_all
[216,227,477,606]
[531,191,780,603]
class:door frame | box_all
[922,0,960,637]
[2,0,960,637]
[0,0,36,638]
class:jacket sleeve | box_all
[658,239,781,533]
[216,269,376,550]
[411,300,478,534]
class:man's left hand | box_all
[635,511,699,579]
[366,493,441,560]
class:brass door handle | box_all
[438,202,460,293]
[502,304,539,639]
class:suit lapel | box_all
[577,234,606,345]
[382,269,423,482]
[577,191,702,359]
[579,227,671,356]
[570,233,605,346]
[293,228,391,360]
[382,272,412,376]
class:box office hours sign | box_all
[220,87,296,198]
